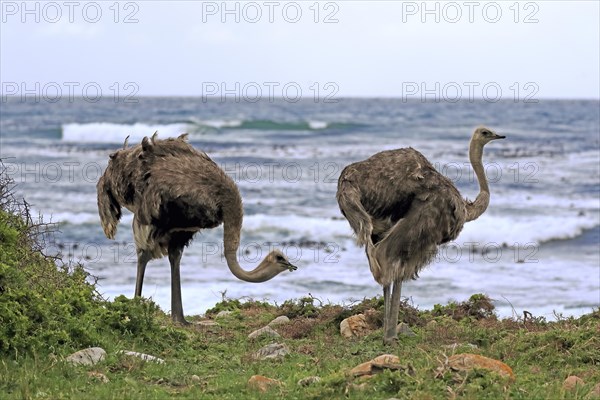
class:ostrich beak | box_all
[285,262,298,272]
[494,134,506,140]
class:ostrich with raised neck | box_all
[97,133,297,324]
[337,126,505,344]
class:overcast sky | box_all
[1,1,599,99]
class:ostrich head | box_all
[471,126,506,146]
[263,249,298,273]
[225,248,297,283]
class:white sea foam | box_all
[308,120,329,130]
[243,214,351,241]
[61,122,190,143]
[44,209,598,247]
[47,211,134,226]
[458,213,599,246]
[96,246,600,319]
[245,212,600,246]
[45,211,99,225]
[200,119,243,129]
[492,192,599,211]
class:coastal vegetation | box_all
[1,164,598,399]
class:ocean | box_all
[1,97,598,319]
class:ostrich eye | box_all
[482,131,490,136]
[276,255,285,262]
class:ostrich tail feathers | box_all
[96,175,121,239]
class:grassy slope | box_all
[1,170,599,399]
[1,292,599,399]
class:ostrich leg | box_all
[134,249,152,297]
[384,278,403,345]
[383,284,391,342]
[168,244,188,325]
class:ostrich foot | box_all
[396,323,416,337]
[383,323,416,345]
[383,335,398,346]
[172,315,190,326]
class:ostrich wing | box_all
[135,139,234,234]
[338,147,466,283]
[370,190,465,283]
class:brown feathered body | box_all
[97,134,297,324]
[337,147,466,285]
[97,136,242,259]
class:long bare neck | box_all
[465,140,490,222]
[222,190,280,283]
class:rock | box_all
[345,382,369,393]
[443,343,478,351]
[340,314,369,338]
[87,371,109,383]
[66,347,106,366]
[563,375,585,391]
[215,311,233,318]
[587,382,600,398]
[349,361,372,377]
[248,325,280,340]
[448,353,514,380]
[191,375,201,383]
[247,375,282,392]
[195,320,219,327]
[118,350,165,364]
[297,376,321,386]
[268,316,290,327]
[372,354,401,367]
[396,323,416,337]
[253,343,290,360]
[350,354,402,377]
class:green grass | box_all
[1,165,599,399]
[1,295,599,399]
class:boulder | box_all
[396,323,416,337]
[253,343,290,360]
[66,347,106,366]
[587,382,600,398]
[248,326,280,340]
[118,350,165,364]
[448,353,514,380]
[345,382,369,393]
[340,314,369,338]
[215,311,233,318]
[268,316,290,327]
[563,375,585,391]
[247,375,282,392]
[195,320,219,327]
[297,376,321,386]
[443,343,478,351]
[350,354,402,377]
[87,371,109,383]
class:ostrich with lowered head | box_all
[337,126,505,344]
[97,133,297,324]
